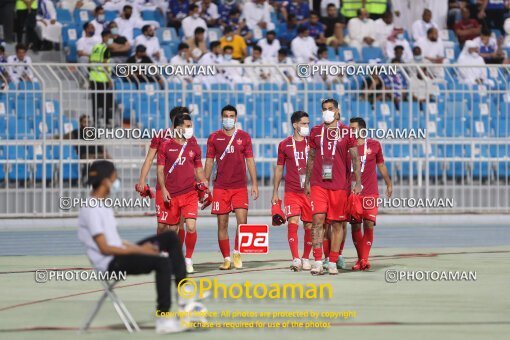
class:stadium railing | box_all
[0,63,508,216]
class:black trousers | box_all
[484,9,506,34]
[89,81,114,125]
[107,232,186,313]
[15,9,37,45]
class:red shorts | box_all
[351,194,378,224]
[310,186,349,222]
[211,187,249,214]
[283,191,312,223]
[156,190,198,225]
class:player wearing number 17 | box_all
[272,111,314,272]
[204,105,259,270]
[157,114,207,274]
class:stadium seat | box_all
[6,145,31,182]
[57,145,79,181]
[34,145,55,182]
[141,10,165,27]
[158,27,178,45]
[0,146,5,182]
[74,9,92,26]
[338,47,361,62]
[361,46,384,63]
[104,10,118,22]
[207,28,223,42]
[56,8,74,25]
[327,47,337,61]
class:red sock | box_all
[178,228,185,246]
[339,235,346,255]
[218,238,230,258]
[185,231,197,259]
[329,251,339,264]
[313,247,323,261]
[322,239,330,258]
[302,228,312,259]
[351,228,363,260]
[234,228,239,251]
[363,227,374,260]
[287,223,299,259]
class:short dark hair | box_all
[426,27,436,35]
[253,45,262,53]
[481,27,491,36]
[350,117,367,129]
[267,30,276,36]
[223,45,233,52]
[15,43,27,52]
[142,24,151,33]
[278,48,288,56]
[210,41,221,50]
[135,44,146,53]
[221,104,237,116]
[178,43,189,51]
[94,5,103,13]
[173,114,192,127]
[0,46,5,53]
[101,29,111,37]
[190,4,199,11]
[310,11,319,17]
[318,46,328,56]
[327,3,336,9]
[83,21,91,31]
[195,27,206,35]
[123,4,132,11]
[394,45,404,51]
[291,111,309,124]
[170,106,190,125]
[297,24,308,34]
[322,98,339,108]
[87,160,116,189]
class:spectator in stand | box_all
[340,0,363,21]
[198,41,227,88]
[281,0,310,24]
[15,0,38,49]
[454,7,481,45]
[447,0,465,29]
[77,22,101,63]
[59,0,96,12]
[374,11,394,47]
[314,46,347,87]
[171,43,192,65]
[107,21,131,63]
[182,4,208,40]
[7,43,36,84]
[392,45,405,63]
[257,30,281,62]
[0,46,8,86]
[224,8,253,45]
[321,3,345,48]
[347,8,379,53]
[473,27,504,63]
[200,0,220,27]
[186,27,208,62]
[381,58,408,109]
[385,28,413,63]
[126,45,164,87]
[275,48,296,84]
[114,5,156,43]
[89,5,106,38]
[478,0,507,34]
[366,0,389,20]
[291,24,318,63]
[305,11,327,46]
[280,13,299,46]
[244,45,271,84]
[320,0,340,17]
[168,0,189,31]
[504,18,510,48]
[219,0,240,21]
[135,24,166,64]
[241,0,275,40]
[409,66,435,104]
[35,0,62,50]
[220,26,247,61]
[457,39,490,85]
[415,27,446,78]
[412,9,438,41]
[411,45,429,63]
[221,45,250,85]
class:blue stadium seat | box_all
[34,146,55,182]
[104,10,118,22]
[338,47,361,62]
[361,46,384,63]
[158,27,178,45]
[74,9,92,26]
[6,145,31,182]
[56,8,74,25]
[142,10,165,27]
[327,47,337,61]
[59,145,79,181]
[207,28,223,42]
[133,27,142,38]
[0,146,5,182]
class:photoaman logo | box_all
[238,224,269,254]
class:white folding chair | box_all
[79,270,140,333]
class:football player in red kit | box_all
[304,98,362,275]
[272,111,313,271]
[157,114,207,274]
[136,106,192,243]
[349,117,392,270]
[204,105,259,270]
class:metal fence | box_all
[0,63,509,217]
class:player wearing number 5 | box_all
[204,105,259,270]
[157,114,207,274]
[272,111,314,272]
[304,98,362,275]
[349,117,392,271]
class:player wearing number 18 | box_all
[157,114,208,274]
[272,111,313,272]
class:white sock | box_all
[224,256,231,262]
[185,258,193,266]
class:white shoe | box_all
[310,261,324,275]
[290,258,302,272]
[185,258,195,274]
[155,317,188,334]
[302,258,311,271]
[328,262,339,275]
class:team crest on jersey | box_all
[236,138,242,145]
[189,150,195,158]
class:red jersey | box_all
[150,131,197,190]
[206,129,253,189]
[157,138,202,197]
[355,139,384,196]
[309,122,357,191]
[453,19,480,44]
[277,136,309,193]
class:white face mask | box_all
[192,13,199,19]
[322,110,335,123]
[110,179,121,193]
[298,126,310,137]
[470,51,478,57]
[183,127,194,139]
[222,117,235,130]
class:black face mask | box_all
[124,13,132,20]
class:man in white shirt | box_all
[77,22,101,63]
[291,25,318,63]
[347,8,379,53]
[114,4,159,43]
[244,45,271,84]
[197,41,227,88]
[134,24,166,63]
[415,27,445,78]
[35,0,63,46]
[181,4,208,40]
[412,8,438,41]
[169,43,193,83]
[77,160,191,334]
[257,30,281,62]
[374,11,394,47]
[59,0,96,11]
[384,28,413,63]
[274,48,296,84]
[221,45,250,86]
[199,0,220,27]
[241,0,275,40]
[89,6,106,38]
[7,44,36,84]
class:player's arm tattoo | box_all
[349,147,362,185]
[304,148,316,186]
